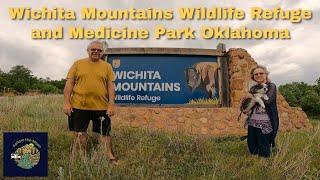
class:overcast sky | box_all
[0,0,319,85]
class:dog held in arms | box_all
[237,83,269,121]
[238,83,269,141]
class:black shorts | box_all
[68,108,111,136]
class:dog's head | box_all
[249,83,268,94]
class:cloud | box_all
[0,32,72,79]
[248,24,320,85]
[0,0,319,85]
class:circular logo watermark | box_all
[11,139,41,169]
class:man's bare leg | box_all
[72,132,88,157]
[99,135,117,163]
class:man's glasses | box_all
[254,72,265,76]
[90,48,102,52]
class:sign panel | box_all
[108,54,219,104]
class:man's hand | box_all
[107,103,115,117]
[63,102,73,116]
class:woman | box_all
[243,65,279,157]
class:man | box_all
[63,40,117,164]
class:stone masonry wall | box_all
[112,48,312,136]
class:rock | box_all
[199,117,208,123]
[200,127,208,134]
[294,122,303,129]
[177,117,185,123]
[230,79,244,90]
[216,122,227,130]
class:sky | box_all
[0,0,319,85]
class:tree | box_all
[279,80,320,117]
[1,65,66,95]
[39,84,59,94]
[47,79,66,93]
[12,80,28,94]
[279,82,311,107]
[7,65,33,93]
[314,77,320,95]
[9,65,32,78]
[49,79,66,90]
[301,90,320,116]
[0,69,6,90]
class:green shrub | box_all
[301,90,320,116]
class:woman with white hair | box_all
[243,65,279,157]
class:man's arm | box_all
[107,81,115,116]
[63,78,74,116]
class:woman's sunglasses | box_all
[254,72,265,76]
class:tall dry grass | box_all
[0,95,319,179]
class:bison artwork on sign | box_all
[185,62,219,98]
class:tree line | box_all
[0,65,319,116]
[0,65,65,95]
[279,80,320,117]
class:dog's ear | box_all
[256,84,263,89]
[249,86,255,94]
[249,85,259,94]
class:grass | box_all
[188,98,219,105]
[0,95,320,179]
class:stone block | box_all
[230,79,245,90]
[199,117,208,123]
[216,122,227,130]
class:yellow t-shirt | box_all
[67,58,115,110]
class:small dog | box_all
[237,83,269,121]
